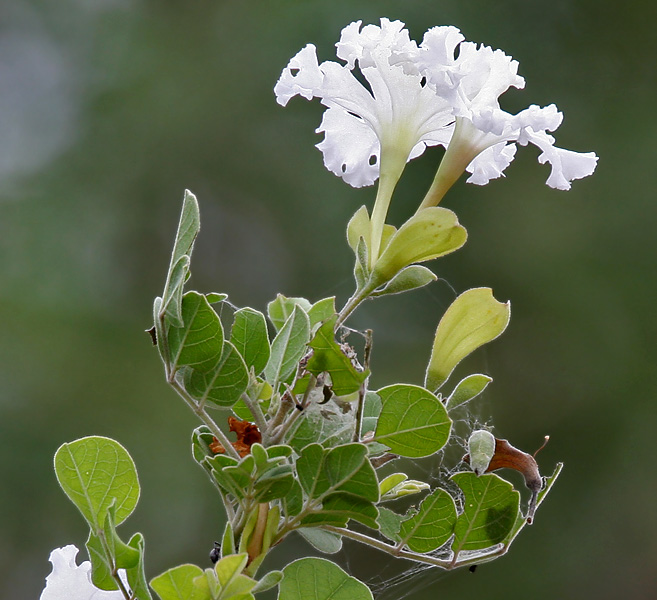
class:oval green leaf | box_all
[425,288,510,391]
[399,488,457,553]
[374,384,451,458]
[150,564,207,600]
[264,305,310,387]
[279,558,373,600]
[168,291,224,373]
[371,265,437,297]
[185,341,249,408]
[230,307,270,375]
[445,374,493,411]
[54,436,140,531]
[371,207,467,287]
[451,471,520,555]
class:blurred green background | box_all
[2,0,655,598]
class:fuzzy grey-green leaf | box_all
[264,305,310,386]
[168,291,224,373]
[231,307,270,375]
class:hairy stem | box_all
[321,526,510,570]
[270,374,316,445]
[168,378,241,460]
[240,392,268,440]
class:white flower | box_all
[274,18,455,188]
[275,19,598,199]
[413,27,598,201]
[40,545,126,600]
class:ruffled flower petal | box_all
[417,37,596,190]
[522,129,599,190]
[40,545,125,600]
[274,44,324,106]
[274,19,455,188]
[316,106,380,187]
[466,143,517,185]
[275,18,597,192]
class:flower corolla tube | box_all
[275,18,598,199]
[40,545,125,600]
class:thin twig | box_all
[270,375,316,445]
[169,379,241,460]
[240,392,269,441]
[352,329,373,443]
[321,526,509,570]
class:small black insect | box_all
[469,565,478,573]
[209,541,221,564]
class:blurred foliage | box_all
[1,0,655,598]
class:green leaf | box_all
[425,288,510,391]
[252,570,284,594]
[266,445,293,459]
[301,492,379,529]
[399,489,457,553]
[221,521,236,558]
[150,564,207,600]
[296,444,325,498]
[451,472,520,555]
[279,558,373,600]
[169,292,224,373]
[161,255,191,328]
[264,305,310,386]
[168,190,200,279]
[371,207,467,288]
[377,507,404,542]
[206,293,228,304]
[254,464,295,503]
[126,533,153,600]
[374,385,451,458]
[324,444,379,502]
[86,532,118,591]
[360,391,381,437]
[346,206,371,252]
[267,294,312,331]
[295,444,379,529]
[306,317,369,396]
[185,341,249,408]
[54,436,139,531]
[230,308,270,375]
[296,443,378,503]
[379,473,407,497]
[354,236,369,289]
[161,190,200,327]
[297,528,343,554]
[370,265,437,297]
[87,502,141,591]
[214,553,249,589]
[446,374,493,411]
[379,474,430,501]
[283,479,304,517]
[103,502,140,568]
[307,297,336,330]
